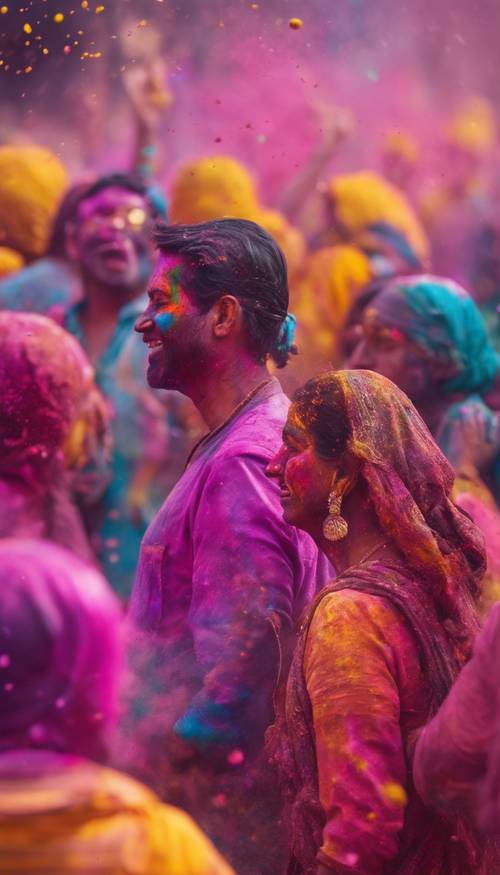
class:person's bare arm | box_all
[276,105,353,223]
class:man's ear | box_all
[211,295,241,339]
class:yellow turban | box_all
[0,145,68,260]
[294,244,373,362]
[170,155,305,276]
[0,246,25,279]
[327,170,429,265]
[448,96,496,155]
[170,156,260,224]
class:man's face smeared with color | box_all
[72,186,154,293]
[135,253,206,390]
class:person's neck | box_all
[79,281,140,363]
[189,358,272,431]
[316,489,400,575]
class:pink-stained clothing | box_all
[125,378,328,875]
[129,378,327,753]
[414,602,500,830]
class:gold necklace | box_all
[184,378,273,470]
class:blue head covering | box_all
[374,274,499,394]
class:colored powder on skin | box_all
[169,265,181,305]
[154,311,175,333]
[153,266,185,334]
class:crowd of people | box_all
[3,59,500,875]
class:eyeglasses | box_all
[77,205,151,234]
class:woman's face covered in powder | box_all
[347,306,433,404]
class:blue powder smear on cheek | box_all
[154,311,175,333]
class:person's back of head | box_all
[0,311,98,485]
[0,539,235,874]
[0,539,121,758]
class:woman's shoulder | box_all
[309,584,405,642]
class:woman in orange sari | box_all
[266,370,495,874]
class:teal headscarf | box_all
[374,274,499,394]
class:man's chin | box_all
[146,362,179,392]
[145,359,165,388]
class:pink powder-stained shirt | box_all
[129,378,329,754]
[414,602,500,825]
[304,587,432,874]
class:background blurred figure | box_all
[470,211,500,351]
[381,129,420,198]
[290,243,374,386]
[322,170,429,272]
[0,539,234,875]
[0,144,68,269]
[0,171,200,598]
[63,173,199,598]
[348,274,500,608]
[420,96,497,284]
[169,155,306,280]
[0,182,89,322]
[414,600,500,838]
[0,312,107,563]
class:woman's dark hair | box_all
[153,218,294,368]
[292,377,351,459]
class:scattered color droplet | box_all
[0,6,8,13]
[53,11,64,22]
[288,17,303,29]
[23,22,32,33]
[95,4,104,12]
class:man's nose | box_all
[266,447,285,478]
[134,313,154,333]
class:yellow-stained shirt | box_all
[303,588,431,874]
[0,752,234,875]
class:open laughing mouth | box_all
[144,338,163,350]
[96,244,129,266]
[279,486,292,500]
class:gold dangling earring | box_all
[322,491,348,542]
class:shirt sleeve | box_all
[304,589,415,875]
[174,451,303,755]
[413,603,500,815]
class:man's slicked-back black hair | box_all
[153,218,293,367]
